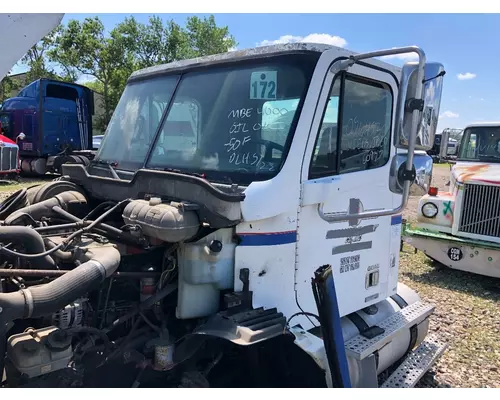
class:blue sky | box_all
[12,13,500,133]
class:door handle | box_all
[317,202,387,224]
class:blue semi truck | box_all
[0,78,96,175]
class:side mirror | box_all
[395,62,446,151]
[439,129,450,160]
[16,132,26,142]
[389,151,433,196]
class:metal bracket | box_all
[317,46,427,223]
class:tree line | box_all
[0,14,237,131]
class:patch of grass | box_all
[400,245,500,388]
[0,180,46,193]
[433,162,453,169]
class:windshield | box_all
[458,126,500,162]
[0,113,10,136]
[96,76,179,170]
[94,54,317,184]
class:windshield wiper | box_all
[161,167,207,179]
[90,159,121,180]
[479,155,500,161]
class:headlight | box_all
[421,202,438,218]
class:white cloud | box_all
[228,47,238,52]
[258,33,347,48]
[457,72,477,80]
[440,111,459,119]
[379,46,419,61]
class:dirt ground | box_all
[402,164,500,388]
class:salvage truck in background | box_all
[0,78,96,176]
[0,39,450,388]
[403,122,500,279]
[0,121,23,181]
[0,14,67,182]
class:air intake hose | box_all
[0,226,55,269]
[5,191,88,226]
[0,246,120,324]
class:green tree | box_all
[21,27,58,82]
[0,74,20,103]
[113,15,237,70]
[50,14,237,130]
[185,15,236,57]
[21,25,76,83]
[48,17,133,131]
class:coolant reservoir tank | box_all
[122,199,200,242]
[176,229,236,319]
[6,326,73,379]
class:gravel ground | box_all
[403,164,500,388]
[1,166,499,388]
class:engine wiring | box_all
[0,199,131,259]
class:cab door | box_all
[295,57,401,324]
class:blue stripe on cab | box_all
[391,214,402,225]
[238,231,297,246]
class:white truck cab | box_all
[403,122,500,278]
[56,43,448,388]
[0,12,451,389]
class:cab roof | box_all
[464,121,500,129]
[128,42,402,83]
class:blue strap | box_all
[324,273,352,387]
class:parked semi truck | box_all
[0,121,24,181]
[0,14,64,181]
[0,38,449,388]
[0,78,95,176]
[403,122,500,279]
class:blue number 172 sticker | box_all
[250,71,277,100]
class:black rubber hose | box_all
[52,206,129,237]
[35,223,82,233]
[44,239,75,262]
[0,326,6,386]
[51,202,143,246]
[0,246,121,324]
[4,191,88,226]
[0,189,28,220]
[110,283,177,328]
[0,226,55,269]
[0,199,130,260]
[64,327,112,354]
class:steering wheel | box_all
[251,138,285,161]
[130,116,148,144]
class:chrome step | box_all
[380,333,448,388]
[344,301,435,360]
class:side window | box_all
[260,98,299,162]
[309,73,393,178]
[310,80,341,177]
[466,133,477,158]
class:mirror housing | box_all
[16,132,26,142]
[439,129,450,160]
[395,62,445,151]
[389,151,433,196]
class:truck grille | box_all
[458,183,500,238]
[0,145,18,172]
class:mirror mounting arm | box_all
[399,162,417,182]
[318,46,427,224]
[406,98,424,113]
